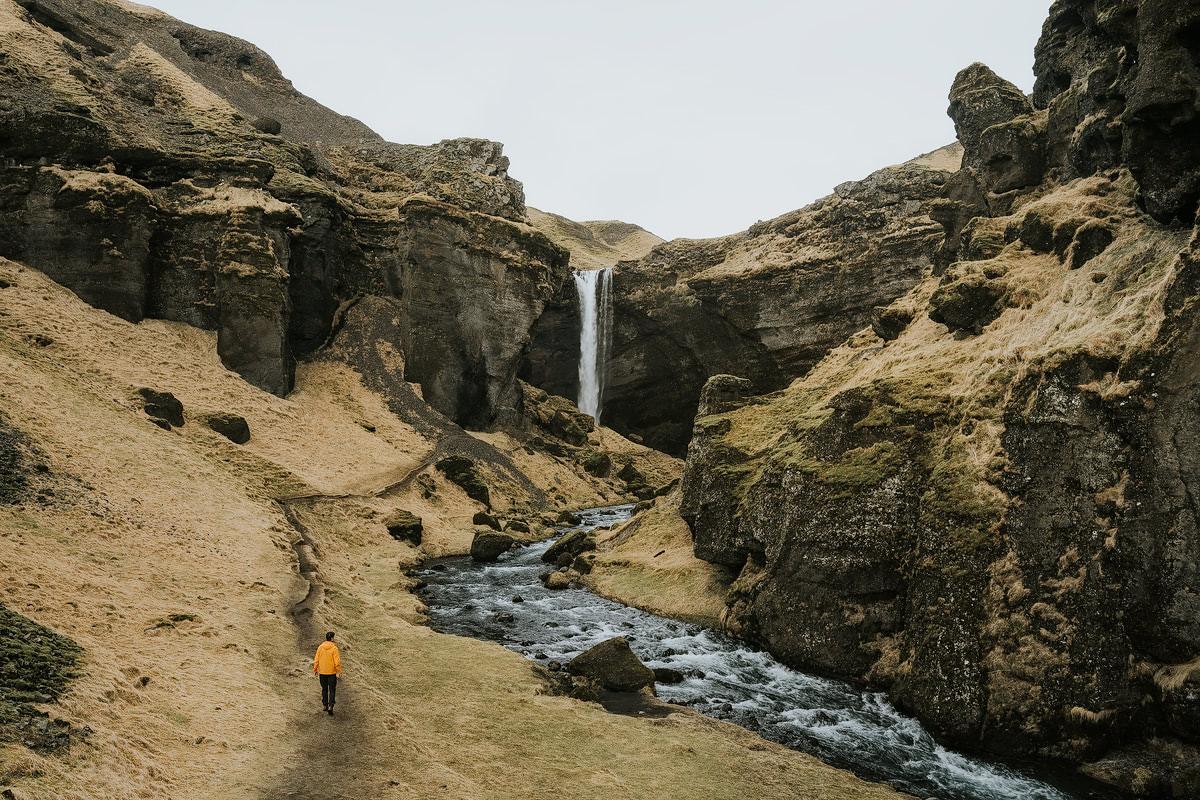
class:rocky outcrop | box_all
[0,0,569,427]
[677,3,1200,792]
[567,637,655,693]
[524,146,961,454]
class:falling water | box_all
[574,267,612,424]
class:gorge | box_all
[0,0,1198,798]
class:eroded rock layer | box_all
[0,0,568,426]
[526,145,962,454]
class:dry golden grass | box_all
[0,258,908,799]
[587,492,729,628]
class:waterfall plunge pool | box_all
[416,505,1094,800]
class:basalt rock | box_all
[197,411,251,444]
[541,529,595,565]
[134,388,184,429]
[1032,0,1200,223]
[0,0,569,428]
[469,531,515,563]
[523,147,960,455]
[384,510,423,545]
[567,637,655,693]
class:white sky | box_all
[145,1,1051,240]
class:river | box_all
[416,504,1080,800]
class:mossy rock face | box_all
[577,448,611,477]
[616,461,645,485]
[435,455,490,507]
[472,511,501,531]
[384,510,423,544]
[134,387,184,428]
[0,605,82,748]
[929,270,1006,333]
[871,305,915,341]
[1066,220,1114,270]
[549,410,588,446]
[567,637,655,693]
[198,411,250,444]
[470,531,515,562]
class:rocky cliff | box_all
[0,0,568,427]
[676,1,1200,794]
[525,145,962,454]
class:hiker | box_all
[313,631,342,715]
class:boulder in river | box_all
[470,531,515,562]
[568,637,656,693]
[556,510,582,525]
[653,667,685,685]
[544,572,570,590]
[542,529,595,564]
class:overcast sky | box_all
[145,1,1051,241]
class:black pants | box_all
[319,673,337,707]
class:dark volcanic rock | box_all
[1032,0,1200,222]
[134,388,184,428]
[384,510,423,545]
[198,412,251,444]
[435,455,490,507]
[472,511,501,531]
[568,637,655,693]
[469,531,515,563]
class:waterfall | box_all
[574,267,612,424]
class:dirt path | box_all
[263,499,380,800]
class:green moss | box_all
[435,455,490,507]
[0,605,82,725]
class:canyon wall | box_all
[525,146,961,454]
[0,0,569,427]
[677,1,1200,793]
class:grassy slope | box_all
[0,259,907,800]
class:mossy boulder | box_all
[1066,220,1114,270]
[470,531,515,562]
[568,637,655,693]
[503,519,531,534]
[544,571,571,590]
[549,410,588,446]
[871,305,914,341]
[577,449,611,477]
[556,510,582,526]
[435,455,490,507]
[0,604,82,738]
[472,511,501,531]
[198,411,250,444]
[929,270,1006,333]
[542,529,596,564]
[384,510,423,544]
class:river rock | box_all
[384,510,423,545]
[571,554,594,575]
[503,519,531,534]
[472,511,501,530]
[541,530,595,564]
[469,531,514,562]
[544,572,571,590]
[653,667,685,685]
[568,637,655,693]
[556,510,582,526]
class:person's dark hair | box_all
[325,631,335,641]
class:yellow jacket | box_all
[313,641,341,675]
